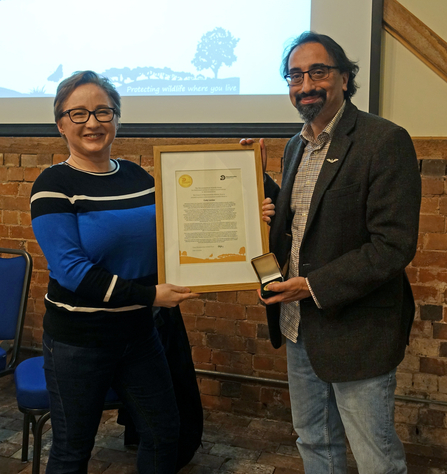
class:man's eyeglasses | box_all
[61,107,116,124]
[284,65,339,86]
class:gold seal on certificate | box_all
[178,174,193,188]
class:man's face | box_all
[288,42,348,126]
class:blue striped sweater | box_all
[31,159,158,346]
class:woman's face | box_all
[56,83,118,161]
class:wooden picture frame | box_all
[154,143,269,292]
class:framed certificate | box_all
[154,143,269,292]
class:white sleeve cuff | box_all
[306,277,322,309]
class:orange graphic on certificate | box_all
[179,247,246,264]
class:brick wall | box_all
[1,136,447,448]
[395,141,447,447]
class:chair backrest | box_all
[0,248,33,375]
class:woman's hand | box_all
[241,138,274,223]
[240,137,267,173]
[154,284,199,308]
[262,197,275,223]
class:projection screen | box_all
[0,0,382,137]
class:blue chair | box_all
[14,356,50,473]
[0,247,32,377]
[15,355,123,474]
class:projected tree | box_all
[192,27,239,79]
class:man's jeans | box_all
[42,327,179,474]
[286,334,407,474]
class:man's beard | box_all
[295,90,327,123]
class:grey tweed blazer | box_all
[264,100,421,382]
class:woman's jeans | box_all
[287,334,407,474]
[42,327,180,474]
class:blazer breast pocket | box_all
[326,182,363,220]
[325,182,361,201]
[322,182,365,253]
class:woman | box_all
[30,70,199,473]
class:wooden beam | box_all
[383,0,447,83]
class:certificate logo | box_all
[178,174,193,187]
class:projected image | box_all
[0,0,310,98]
[107,28,240,97]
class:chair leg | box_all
[21,413,31,462]
[32,412,51,474]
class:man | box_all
[251,32,421,473]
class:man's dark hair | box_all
[281,31,359,100]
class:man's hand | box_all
[258,277,311,305]
[240,137,267,173]
[262,197,275,223]
[154,284,199,308]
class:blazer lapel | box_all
[282,140,306,198]
[270,138,305,256]
[303,102,357,236]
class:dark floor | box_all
[1,372,447,474]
